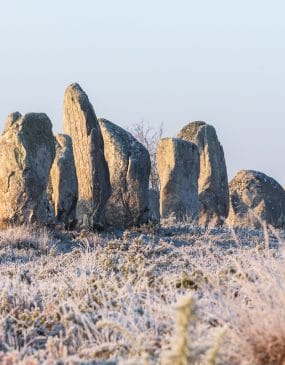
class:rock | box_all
[148,189,160,224]
[63,83,111,228]
[98,118,151,228]
[3,112,22,133]
[49,134,78,228]
[156,138,199,221]
[0,113,55,228]
[227,170,285,229]
[178,121,229,225]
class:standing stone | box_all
[156,138,199,221]
[0,113,55,228]
[178,121,229,225]
[63,83,111,228]
[227,170,285,229]
[98,118,151,228]
[49,134,78,228]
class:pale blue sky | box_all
[0,1,285,183]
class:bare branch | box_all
[129,120,163,192]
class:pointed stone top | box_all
[3,111,22,133]
[64,83,88,102]
[63,82,98,136]
[66,82,83,92]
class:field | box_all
[0,222,284,365]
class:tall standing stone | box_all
[227,170,285,229]
[0,113,55,228]
[63,83,111,228]
[156,138,199,221]
[49,134,78,228]
[98,118,151,228]
[178,121,229,225]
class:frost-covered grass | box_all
[0,223,285,364]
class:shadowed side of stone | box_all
[156,138,199,221]
[98,118,151,228]
[148,188,160,224]
[178,121,229,225]
[227,170,285,229]
[49,134,78,228]
[0,113,55,228]
[63,83,111,228]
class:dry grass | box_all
[0,223,284,364]
[213,244,285,365]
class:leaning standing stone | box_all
[0,113,55,228]
[156,138,199,221]
[98,118,150,228]
[49,134,78,228]
[63,83,111,228]
[227,170,285,229]
[178,121,229,225]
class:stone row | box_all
[0,83,151,230]
[158,123,285,229]
[1,83,285,230]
